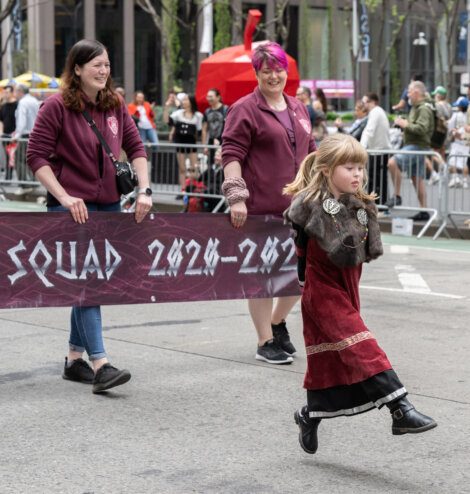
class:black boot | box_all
[294,406,321,454]
[387,397,437,435]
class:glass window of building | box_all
[95,0,123,86]
[55,1,84,76]
[134,2,161,103]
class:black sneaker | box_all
[272,320,297,356]
[294,406,321,454]
[92,363,131,394]
[62,357,94,384]
[410,211,430,222]
[255,339,293,365]
[385,195,402,209]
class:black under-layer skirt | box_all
[307,370,407,419]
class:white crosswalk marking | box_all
[394,264,431,293]
[390,245,410,254]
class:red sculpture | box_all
[195,9,300,112]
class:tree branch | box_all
[0,0,16,25]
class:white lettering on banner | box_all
[146,237,296,277]
[279,238,296,271]
[203,238,220,276]
[7,240,27,284]
[7,239,122,287]
[260,237,280,274]
[5,236,297,286]
[56,241,77,279]
[239,238,258,274]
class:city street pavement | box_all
[1,234,469,494]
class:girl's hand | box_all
[59,195,88,224]
[134,193,153,223]
[230,201,247,229]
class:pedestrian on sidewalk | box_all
[169,94,203,193]
[448,96,470,189]
[0,84,17,180]
[128,90,159,178]
[284,133,437,454]
[27,39,153,393]
[222,41,316,365]
[387,81,434,222]
[361,92,391,205]
[12,84,40,194]
[201,88,228,166]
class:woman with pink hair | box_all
[222,42,316,364]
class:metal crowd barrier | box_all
[0,137,37,188]
[368,148,470,239]
[2,136,469,239]
[142,142,226,213]
[433,152,470,239]
[0,137,227,214]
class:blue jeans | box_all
[48,201,121,360]
[139,127,159,146]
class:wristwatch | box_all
[137,187,152,196]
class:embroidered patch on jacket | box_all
[299,118,311,135]
[306,331,374,356]
[107,116,119,137]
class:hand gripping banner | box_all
[0,213,300,309]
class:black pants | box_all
[368,154,389,205]
[1,134,13,180]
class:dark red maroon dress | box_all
[287,194,407,419]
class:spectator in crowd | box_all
[312,100,328,144]
[361,92,391,204]
[387,81,434,221]
[162,90,179,122]
[12,84,40,194]
[425,85,452,183]
[26,39,152,393]
[392,74,424,113]
[158,89,179,133]
[222,41,316,365]
[201,88,228,164]
[0,85,18,180]
[200,147,224,212]
[447,96,469,189]
[183,164,205,212]
[128,91,158,177]
[169,94,203,192]
[128,91,158,145]
[335,100,368,141]
[296,86,316,127]
[115,86,126,99]
[432,86,452,121]
[314,88,328,113]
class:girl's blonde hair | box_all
[284,133,376,202]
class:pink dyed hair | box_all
[252,42,288,73]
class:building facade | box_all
[0,0,466,108]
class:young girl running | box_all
[284,134,436,454]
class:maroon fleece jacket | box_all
[27,93,147,204]
[222,87,316,215]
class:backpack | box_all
[426,102,447,148]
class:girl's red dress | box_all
[302,238,392,391]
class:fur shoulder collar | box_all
[285,193,383,268]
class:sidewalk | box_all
[0,243,469,493]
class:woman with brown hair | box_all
[27,39,152,394]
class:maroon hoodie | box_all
[222,87,316,215]
[27,93,147,204]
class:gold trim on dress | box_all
[306,330,374,356]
